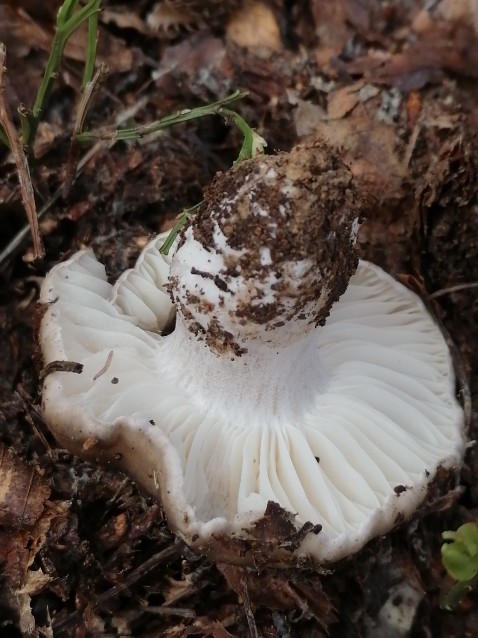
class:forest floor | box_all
[0,1,477,636]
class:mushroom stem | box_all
[161,312,325,422]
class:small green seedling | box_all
[440,522,478,610]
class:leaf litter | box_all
[0,0,478,635]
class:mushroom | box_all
[38,140,465,565]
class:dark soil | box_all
[0,1,477,636]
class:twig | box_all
[0,44,45,260]
[39,360,84,383]
[429,282,478,299]
[15,385,54,455]
[75,62,109,140]
[64,62,109,195]
[52,543,180,635]
[141,605,196,618]
[97,545,180,602]
[0,98,147,268]
[241,572,259,638]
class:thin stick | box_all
[429,282,478,299]
[241,573,259,638]
[64,62,109,195]
[52,543,179,634]
[0,44,45,260]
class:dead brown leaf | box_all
[0,443,51,529]
[301,97,407,200]
[218,563,334,627]
[0,7,51,56]
[345,23,478,91]
[101,8,150,35]
[327,80,366,120]
[2,6,138,74]
[0,499,69,634]
[186,616,234,638]
[226,1,282,52]
[310,1,350,67]
[65,23,139,73]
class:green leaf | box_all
[26,0,102,148]
[441,522,478,582]
[440,577,477,611]
[160,203,202,256]
[77,91,247,143]
[220,108,267,164]
[82,0,101,89]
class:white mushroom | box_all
[39,140,465,565]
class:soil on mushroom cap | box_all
[181,139,361,354]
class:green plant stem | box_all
[221,108,266,164]
[60,0,79,22]
[440,573,478,611]
[83,0,101,89]
[160,203,202,255]
[23,0,101,149]
[76,90,248,142]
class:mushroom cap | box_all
[38,231,465,565]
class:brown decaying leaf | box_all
[2,5,138,74]
[218,562,334,630]
[0,6,52,55]
[65,22,140,74]
[185,616,234,638]
[101,8,150,35]
[343,24,478,92]
[147,0,242,33]
[310,1,350,68]
[0,443,50,528]
[226,1,282,51]
[305,97,407,200]
[0,498,68,634]
[326,80,370,120]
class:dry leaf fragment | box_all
[226,1,281,51]
[327,80,366,120]
[186,616,234,638]
[0,443,51,529]
[218,563,334,625]
[101,8,150,35]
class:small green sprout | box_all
[22,0,102,150]
[159,203,201,256]
[440,522,478,610]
